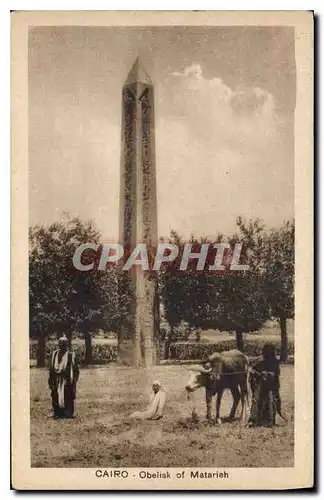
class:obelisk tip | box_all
[125,57,152,85]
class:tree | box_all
[206,219,270,351]
[223,218,269,350]
[230,217,294,357]
[29,220,84,366]
[158,231,193,358]
[263,220,295,362]
[159,232,226,357]
[159,221,285,356]
[159,271,185,359]
[29,216,118,366]
[211,272,269,351]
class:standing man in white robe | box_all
[48,336,80,419]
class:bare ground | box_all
[30,363,294,468]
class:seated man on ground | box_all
[130,380,166,420]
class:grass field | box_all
[30,363,294,468]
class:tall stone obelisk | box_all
[118,57,159,367]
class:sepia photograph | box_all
[11,11,313,490]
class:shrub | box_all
[29,342,119,365]
[29,337,294,365]
[168,337,294,361]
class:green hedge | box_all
[30,343,119,365]
[30,337,293,365]
[169,338,294,360]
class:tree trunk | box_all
[279,316,288,363]
[84,333,92,365]
[164,338,171,360]
[236,331,244,352]
[164,325,176,360]
[36,334,46,368]
[170,344,176,360]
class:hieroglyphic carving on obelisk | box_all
[118,58,159,367]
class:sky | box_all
[29,26,295,240]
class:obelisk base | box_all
[118,271,160,367]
